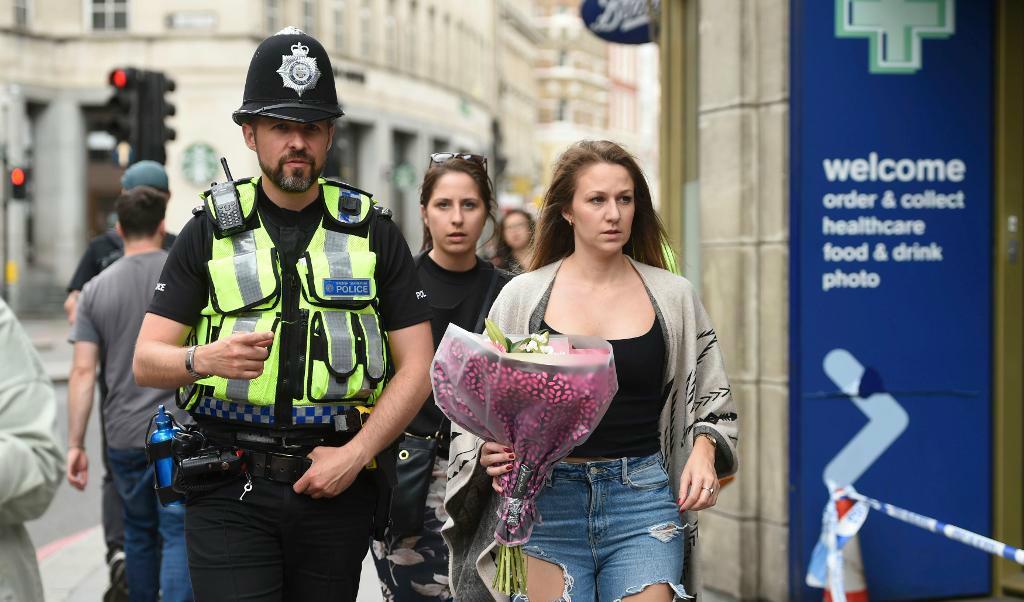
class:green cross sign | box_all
[835,0,955,74]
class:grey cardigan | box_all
[441,258,739,601]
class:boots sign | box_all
[580,0,658,44]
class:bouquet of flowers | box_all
[430,320,618,595]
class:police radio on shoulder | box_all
[210,158,246,236]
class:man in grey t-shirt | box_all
[66,187,193,602]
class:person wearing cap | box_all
[62,160,176,602]
[66,187,193,602]
[64,160,177,324]
[133,27,433,600]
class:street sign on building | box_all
[579,0,658,44]
[790,0,994,599]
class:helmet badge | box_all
[276,42,321,97]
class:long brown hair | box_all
[419,157,496,252]
[531,140,667,271]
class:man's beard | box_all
[260,153,321,193]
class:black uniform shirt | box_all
[406,253,511,449]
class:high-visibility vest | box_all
[178,177,389,427]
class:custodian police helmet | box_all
[232,26,344,125]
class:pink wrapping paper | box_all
[430,324,618,545]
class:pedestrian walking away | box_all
[63,160,178,602]
[67,187,194,602]
[133,26,434,602]
[372,153,512,601]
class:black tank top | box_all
[541,319,667,458]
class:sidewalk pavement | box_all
[37,524,386,601]
[22,315,73,384]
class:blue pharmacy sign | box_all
[579,0,657,45]
[789,0,994,600]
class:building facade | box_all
[532,0,658,199]
[0,0,541,310]
[495,0,543,208]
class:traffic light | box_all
[103,68,176,164]
[104,68,141,148]
[139,71,176,164]
[9,167,28,200]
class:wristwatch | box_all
[185,345,206,380]
[695,432,717,448]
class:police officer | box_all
[133,27,434,601]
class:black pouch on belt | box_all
[174,449,245,494]
[390,433,440,538]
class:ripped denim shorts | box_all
[513,453,690,601]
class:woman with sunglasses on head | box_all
[443,141,739,601]
[492,209,535,275]
[372,153,512,602]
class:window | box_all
[407,0,418,74]
[558,49,568,67]
[442,14,451,83]
[557,98,568,121]
[302,0,316,36]
[334,0,345,53]
[360,0,373,59]
[90,0,127,31]
[14,0,28,28]
[427,7,436,78]
[386,0,398,67]
[265,0,280,33]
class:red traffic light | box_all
[108,68,139,89]
[10,167,25,187]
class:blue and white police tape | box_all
[807,481,1024,602]
[805,484,869,602]
[845,488,1024,565]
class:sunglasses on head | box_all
[429,152,488,171]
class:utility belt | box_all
[147,404,398,539]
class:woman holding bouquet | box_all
[372,154,512,601]
[443,140,739,601]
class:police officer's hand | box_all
[194,331,275,380]
[293,442,371,499]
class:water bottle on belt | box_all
[147,404,184,506]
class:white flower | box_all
[540,345,554,354]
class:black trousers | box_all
[185,471,377,601]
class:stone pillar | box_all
[406,130,431,251]
[696,0,789,600]
[32,96,87,288]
